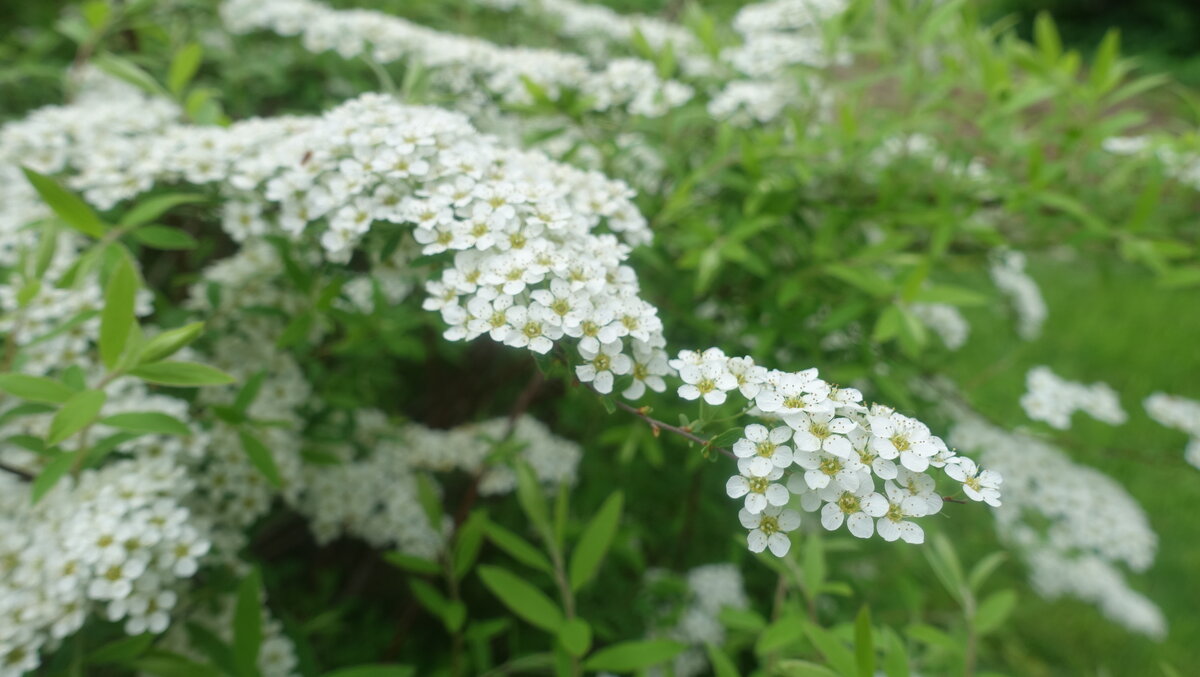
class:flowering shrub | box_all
[1,0,1198,675]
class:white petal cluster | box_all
[160,590,301,677]
[948,409,1162,637]
[220,0,693,117]
[1143,392,1200,468]
[725,0,850,77]
[910,302,969,350]
[0,457,211,671]
[1020,366,1127,429]
[645,564,749,677]
[682,349,997,554]
[469,0,713,76]
[989,250,1047,340]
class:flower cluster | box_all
[667,348,1000,554]
[910,302,970,350]
[1143,392,1200,468]
[0,457,211,674]
[947,406,1163,637]
[645,564,749,677]
[1020,366,1127,430]
[221,0,693,117]
[989,250,1047,340]
[470,0,715,76]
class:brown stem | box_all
[0,461,34,481]
[609,397,737,460]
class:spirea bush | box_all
[2,0,1199,675]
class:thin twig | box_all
[609,396,737,460]
[0,461,34,481]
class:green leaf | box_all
[32,451,78,503]
[825,264,893,297]
[137,323,205,365]
[131,225,199,250]
[93,53,169,98]
[805,623,858,677]
[100,412,190,436]
[1034,11,1061,63]
[924,533,967,604]
[184,622,238,676]
[1090,29,1120,93]
[967,552,1008,592]
[100,257,138,369]
[233,568,263,677]
[383,552,440,576]
[47,389,106,446]
[321,666,415,677]
[453,511,486,580]
[88,633,154,665]
[409,579,465,632]
[482,521,554,574]
[21,167,106,238]
[414,472,443,528]
[582,640,685,673]
[756,615,805,655]
[705,643,741,677]
[906,624,960,654]
[477,565,563,633]
[855,606,874,677]
[168,42,203,95]
[238,431,282,488]
[514,461,552,541]
[0,373,75,403]
[910,285,987,306]
[133,651,223,677]
[568,490,623,590]
[130,361,235,386]
[974,589,1017,635]
[774,660,840,677]
[803,531,826,596]
[881,629,910,677]
[120,193,208,227]
[556,618,592,657]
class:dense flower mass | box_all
[947,404,1163,637]
[221,0,694,117]
[1144,392,1200,468]
[1020,365,1127,430]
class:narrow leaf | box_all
[583,640,685,673]
[130,361,235,386]
[0,373,74,403]
[22,167,106,238]
[568,490,623,590]
[100,412,190,436]
[238,431,282,487]
[100,257,138,369]
[233,568,263,677]
[47,389,106,446]
[477,565,563,632]
[137,323,205,365]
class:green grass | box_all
[942,252,1200,674]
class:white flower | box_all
[785,410,855,458]
[867,411,939,472]
[726,460,788,514]
[818,485,888,538]
[738,504,801,556]
[576,340,632,394]
[945,457,1002,507]
[677,356,738,405]
[622,341,669,400]
[878,482,929,544]
[732,424,793,476]
[793,447,865,492]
